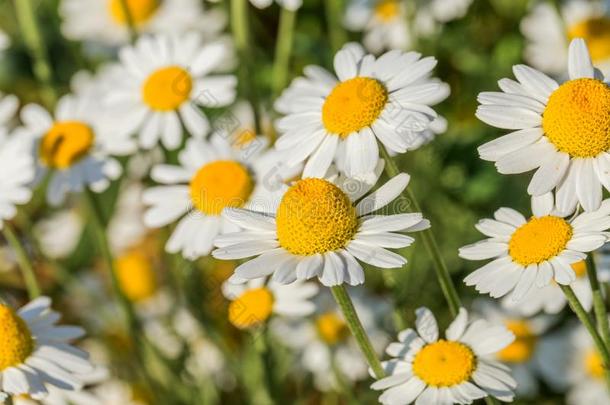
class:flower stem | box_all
[13,0,57,108]
[378,144,461,316]
[2,223,40,299]
[230,0,262,134]
[561,284,610,387]
[324,0,347,53]
[587,254,610,350]
[331,285,385,379]
[271,7,297,98]
[117,0,138,44]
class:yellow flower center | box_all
[412,340,476,387]
[114,250,157,302]
[189,160,254,216]
[0,304,34,371]
[228,287,274,329]
[276,178,359,256]
[374,0,400,22]
[585,349,604,380]
[108,0,159,25]
[322,77,388,138]
[315,312,349,345]
[508,216,573,266]
[497,320,537,363]
[543,78,610,158]
[142,66,193,111]
[40,121,95,170]
[572,260,587,278]
[568,17,610,62]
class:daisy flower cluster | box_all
[1,0,610,404]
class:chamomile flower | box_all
[108,34,236,150]
[143,136,296,260]
[474,300,559,397]
[20,95,133,206]
[476,38,610,212]
[248,0,302,10]
[274,43,449,177]
[0,297,93,400]
[212,165,430,286]
[371,307,516,404]
[460,193,610,301]
[0,135,35,229]
[60,0,225,46]
[502,260,596,315]
[521,0,610,77]
[222,277,318,329]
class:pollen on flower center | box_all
[543,78,610,158]
[568,17,610,62]
[585,349,604,380]
[228,288,274,329]
[276,178,359,256]
[142,66,193,111]
[316,312,349,345]
[40,121,95,170]
[108,0,159,25]
[114,250,157,302]
[190,160,254,216]
[412,340,476,387]
[374,0,400,22]
[497,320,537,363]
[322,77,388,138]
[0,304,34,371]
[508,216,572,266]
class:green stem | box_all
[2,223,40,299]
[331,285,384,379]
[324,0,347,54]
[378,143,461,316]
[230,0,262,134]
[271,7,297,98]
[561,284,610,388]
[587,254,610,350]
[485,396,500,405]
[117,0,138,44]
[13,0,57,108]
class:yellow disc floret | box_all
[142,66,193,111]
[497,320,537,363]
[108,0,159,25]
[322,77,388,137]
[508,216,572,266]
[412,340,476,387]
[276,178,359,256]
[568,18,610,62]
[543,78,610,158]
[190,160,254,216]
[585,349,604,379]
[0,304,34,371]
[114,250,157,302]
[316,312,349,345]
[228,288,274,329]
[572,260,587,278]
[40,121,95,169]
[375,0,400,22]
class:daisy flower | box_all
[108,33,236,150]
[459,193,610,301]
[59,0,225,46]
[143,136,296,259]
[371,307,516,404]
[212,165,430,286]
[248,0,302,10]
[270,289,390,391]
[274,42,449,177]
[476,38,610,212]
[19,94,133,206]
[473,300,559,398]
[502,260,596,315]
[0,296,93,400]
[521,0,610,77]
[222,277,319,329]
[0,97,35,228]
